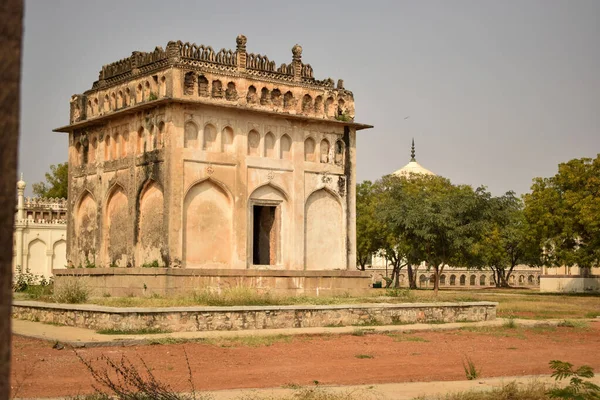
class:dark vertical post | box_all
[0,0,23,398]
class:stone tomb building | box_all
[54,35,372,295]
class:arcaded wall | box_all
[66,102,356,271]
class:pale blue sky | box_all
[20,0,600,195]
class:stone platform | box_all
[12,300,497,333]
[53,268,373,297]
[53,268,371,297]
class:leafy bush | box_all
[53,278,91,304]
[13,266,50,292]
[547,360,600,399]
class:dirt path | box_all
[11,321,600,398]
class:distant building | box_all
[367,141,540,288]
[12,176,67,279]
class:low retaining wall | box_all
[52,268,373,297]
[12,301,497,332]
[540,275,600,293]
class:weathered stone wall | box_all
[59,36,368,273]
[540,275,600,293]
[53,268,372,297]
[12,301,497,332]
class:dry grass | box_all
[237,385,383,400]
[17,286,600,320]
[414,381,551,399]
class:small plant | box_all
[148,92,158,101]
[352,317,382,327]
[84,257,96,269]
[504,317,517,329]
[355,354,374,359]
[463,356,480,380]
[547,360,600,399]
[109,262,118,268]
[141,260,161,268]
[53,278,91,304]
[335,112,352,122]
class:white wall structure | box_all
[12,177,68,279]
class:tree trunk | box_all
[0,1,23,397]
[407,264,417,289]
[433,266,440,295]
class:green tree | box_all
[474,192,539,287]
[378,174,491,294]
[32,162,68,198]
[356,181,380,270]
[524,155,600,273]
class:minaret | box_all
[15,173,26,272]
[410,138,416,162]
[17,173,26,220]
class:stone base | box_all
[52,268,373,297]
[540,275,600,293]
[12,301,497,332]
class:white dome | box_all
[392,139,436,177]
[393,160,435,177]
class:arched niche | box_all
[222,126,234,153]
[103,185,128,267]
[27,239,47,277]
[305,189,344,270]
[280,134,292,160]
[320,139,330,163]
[138,181,165,265]
[184,121,198,148]
[264,132,275,158]
[52,240,67,270]
[249,184,288,266]
[203,123,217,151]
[75,191,97,264]
[304,137,316,162]
[248,129,260,156]
[183,180,232,267]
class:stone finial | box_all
[292,44,302,61]
[17,173,26,190]
[337,79,344,90]
[410,138,416,162]
[236,34,247,52]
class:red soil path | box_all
[11,321,600,398]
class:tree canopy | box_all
[32,162,68,199]
[376,174,492,293]
[524,155,600,270]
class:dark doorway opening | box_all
[253,205,278,265]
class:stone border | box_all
[52,268,371,277]
[13,301,497,333]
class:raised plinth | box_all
[12,300,497,333]
[53,268,373,297]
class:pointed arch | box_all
[184,121,198,148]
[304,137,316,162]
[280,134,292,160]
[320,139,330,163]
[203,123,217,151]
[103,184,129,267]
[305,188,344,270]
[26,238,47,277]
[222,126,234,153]
[183,179,233,266]
[52,239,67,270]
[248,129,260,156]
[249,182,289,202]
[264,132,275,158]
[137,180,166,265]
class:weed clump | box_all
[53,278,91,304]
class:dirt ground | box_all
[11,321,600,398]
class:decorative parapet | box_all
[61,35,357,127]
[15,218,67,226]
[23,197,67,211]
[99,46,167,81]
